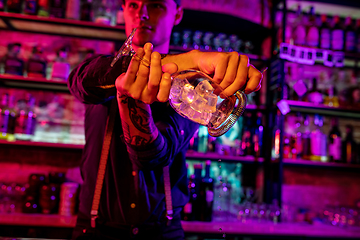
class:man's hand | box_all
[115,43,176,104]
[162,50,263,98]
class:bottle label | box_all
[345,31,356,52]
[307,26,319,47]
[329,136,341,161]
[331,29,344,50]
[320,29,331,49]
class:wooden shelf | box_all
[0,139,84,150]
[186,151,263,163]
[279,100,360,119]
[1,213,360,238]
[283,158,360,170]
[0,12,126,41]
[0,74,69,92]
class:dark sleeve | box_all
[67,54,131,104]
[126,104,199,170]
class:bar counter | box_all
[0,213,359,239]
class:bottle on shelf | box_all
[291,113,303,159]
[310,115,327,162]
[319,14,331,49]
[94,0,112,25]
[6,0,23,13]
[197,125,208,153]
[0,93,16,141]
[199,160,214,222]
[344,16,356,53]
[328,117,342,162]
[306,78,323,104]
[0,0,5,11]
[192,163,203,221]
[301,115,311,160]
[271,111,281,159]
[305,6,319,48]
[14,94,37,141]
[323,85,339,108]
[343,124,357,164]
[241,112,253,156]
[253,112,263,158]
[293,5,306,46]
[356,19,360,53]
[37,0,50,17]
[49,0,66,18]
[26,45,47,78]
[4,43,24,76]
[23,0,38,15]
[331,15,344,51]
[66,0,80,20]
[51,47,70,81]
[181,174,195,221]
[80,0,93,21]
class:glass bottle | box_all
[293,5,306,46]
[343,124,357,164]
[306,78,323,104]
[80,0,93,21]
[51,47,70,81]
[6,0,23,13]
[23,0,38,15]
[253,112,263,158]
[306,6,319,48]
[49,0,66,18]
[301,115,311,160]
[14,94,36,141]
[181,174,195,221]
[4,43,24,76]
[37,0,50,16]
[328,117,342,162]
[319,14,331,49]
[331,16,344,51]
[199,160,214,222]
[241,112,253,156]
[344,16,356,52]
[192,163,203,221]
[26,46,47,78]
[0,93,16,141]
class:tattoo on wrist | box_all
[122,119,153,146]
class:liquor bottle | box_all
[37,0,50,17]
[26,46,47,78]
[271,111,281,159]
[331,16,344,51]
[6,0,23,13]
[343,125,357,164]
[94,0,112,25]
[14,94,36,141]
[182,174,195,221]
[306,78,323,104]
[0,0,5,11]
[0,93,16,141]
[306,6,319,48]
[323,85,339,107]
[319,14,331,49]
[51,47,70,81]
[328,117,342,162]
[197,125,208,153]
[310,115,327,162]
[66,0,80,20]
[80,0,93,21]
[293,5,306,46]
[356,19,360,53]
[301,115,311,160]
[199,160,214,222]
[344,16,356,52]
[253,112,263,158]
[291,113,303,159]
[49,0,66,18]
[192,163,203,221]
[4,43,24,76]
[23,0,38,15]
[241,112,253,156]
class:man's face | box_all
[123,0,182,51]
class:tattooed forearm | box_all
[118,93,157,146]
